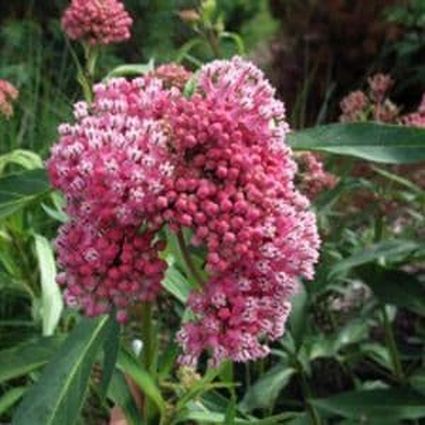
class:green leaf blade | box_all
[12,316,110,425]
[288,123,425,164]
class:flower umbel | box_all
[0,80,19,119]
[48,57,320,365]
[62,0,133,45]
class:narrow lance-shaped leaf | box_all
[117,348,166,415]
[357,265,425,316]
[329,239,420,278]
[13,316,111,425]
[0,387,26,416]
[100,314,120,398]
[310,388,425,421]
[287,123,425,164]
[0,337,62,384]
[0,168,50,220]
[105,59,155,79]
[34,234,63,336]
[108,370,144,425]
[239,365,296,412]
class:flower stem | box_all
[177,230,204,288]
[141,302,153,370]
[140,301,156,424]
[298,366,322,425]
[381,305,404,383]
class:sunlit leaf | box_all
[34,234,63,336]
[288,123,425,164]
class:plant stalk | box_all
[140,301,156,424]
[176,230,204,288]
[381,305,404,383]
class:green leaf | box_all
[0,387,26,416]
[284,414,309,425]
[310,388,425,421]
[108,370,143,425]
[287,123,425,164]
[34,234,63,336]
[314,178,370,213]
[288,280,308,349]
[240,364,295,412]
[183,75,198,98]
[329,240,420,278]
[357,266,425,315]
[0,169,50,220]
[0,150,43,174]
[0,337,62,384]
[12,316,110,425]
[161,265,191,303]
[176,406,298,424]
[224,398,236,425]
[100,314,120,398]
[410,368,425,396]
[106,60,155,79]
[117,348,166,414]
[361,343,393,372]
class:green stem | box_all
[176,230,204,288]
[205,28,222,58]
[141,302,153,424]
[298,367,322,425]
[381,305,404,383]
[141,302,153,371]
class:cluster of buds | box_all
[0,79,19,119]
[295,152,337,200]
[401,93,425,128]
[48,58,320,365]
[339,73,399,123]
[61,0,133,45]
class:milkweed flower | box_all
[151,63,192,91]
[48,57,320,363]
[171,57,320,366]
[296,152,337,200]
[339,90,368,123]
[48,77,176,319]
[401,93,425,128]
[0,79,19,119]
[62,0,133,45]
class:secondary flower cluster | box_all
[339,72,425,128]
[0,79,19,119]
[339,73,399,123]
[62,0,133,45]
[401,93,425,129]
[295,152,337,200]
[48,57,320,366]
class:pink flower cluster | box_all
[0,79,19,119]
[296,153,337,200]
[401,93,425,129]
[48,77,178,320]
[339,90,368,123]
[339,73,398,123]
[167,58,320,365]
[62,0,133,45]
[151,64,192,91]
[48,57,320,365]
